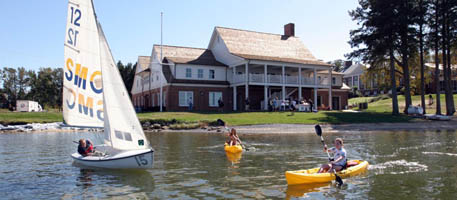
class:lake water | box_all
[0,129,456,199]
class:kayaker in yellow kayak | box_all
[226,128,242,146]
[317,138,347,173]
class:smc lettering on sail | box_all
[64,57,103,122]
[63,1,104,127]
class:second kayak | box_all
[285,160,369,185]
[224,143,243,153]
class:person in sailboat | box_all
[77,139,95,157]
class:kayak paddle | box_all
[314,124,343,186]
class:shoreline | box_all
[151,119,457,135]
[2,118,456,134]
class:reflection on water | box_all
[0,130,456,199]
[286,182,331,199]
[226,152,242,164]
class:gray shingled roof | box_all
[137,56,151,71]
[153,45,226,66]
[215,27,330,66]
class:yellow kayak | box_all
[224,143,243,153]
[225,151,242,163]
[285,160,369,185]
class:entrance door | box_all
[332,96,340,110]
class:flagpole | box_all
[159,12,163,112]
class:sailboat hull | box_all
[71,148,154,169]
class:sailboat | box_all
[64,0,154,169]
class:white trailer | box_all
[16,100,43,112]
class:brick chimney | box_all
[284,23,295,37]
[344,61,353,68]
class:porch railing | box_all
[249,74,264,83]
[268,74,282,84]
[301,77,314,85]
[233,74,245,84]
[285,76,298,84]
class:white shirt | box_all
[330,147,347,166]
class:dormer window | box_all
[209,70,215,79]
[186,68,192,78]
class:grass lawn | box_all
[6,95,456,126]
[348,96,376,105]
[364,94,457,113]
[0,110,62,125]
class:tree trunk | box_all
[446,21,455,115]
[390,48,399,115]
[419,21,426,114]
[402,55,412,114]
[434,46,442,115]
[441,4,453,116]
[444,1,455,115]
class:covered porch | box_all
[230,61,333,111]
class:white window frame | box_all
[179,91,193,107]
[186,68,192,78]
[209,69,215,79]
[209,92,222,107]
[198,69,204,79]
[332,77,336,85]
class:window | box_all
[209,70,215,79]
[209,92,222,107]
[332,77,336,85]
[317,96,322,107]
[156,75,159,81]
[179,91,193,107]
[198,69,204,78]
[186,68,192,78]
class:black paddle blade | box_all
[335,174,343,186]
[314,124,322,137]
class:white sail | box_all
[97,23,150,151]
[63,0,104,127]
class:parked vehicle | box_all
[16,100,43,112]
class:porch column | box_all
[232,65,236,83]
[245,63,249,100]
[233,86,237,111]
[328,69,332,110]
[264,86,268,110]
[264,64,268,110]
[282,65,285,101]
[298,67,302,100]
[314,68,318,110]
[314,87,318,110]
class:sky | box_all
[0,0,360,71]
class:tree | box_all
[117,61,137,97]
[16,67,29,100]
[348,0,400,115]
[329,59,344,72]
[442,0,456,115]
[1,67,18,108]
[416,0,429,114]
